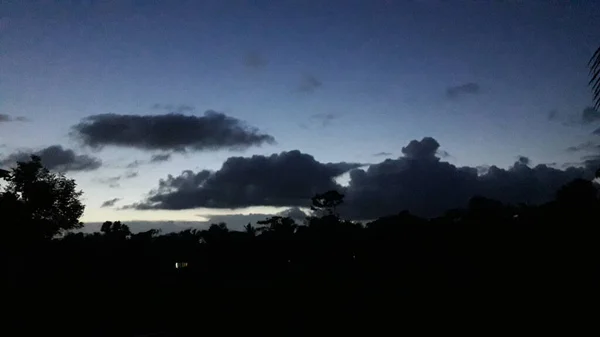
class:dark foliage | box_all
[591,46,600,109]
[1,158,599,335]
[0,155,84,241]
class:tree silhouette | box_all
[590,46,600,109]
[244,223,257,236]
[257,216,297,235]
[100,221,132,239]
[310,190,344,217]
[0,155,84,240]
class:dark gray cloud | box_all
[298,74,323,93]
[310,113,337,127]
[129,150,362,210]
[373,152,393,157]
[581,107,600,124]
[343,138,586,219]
[243,51,267,68]
[0,145,101,172]
[101,198,121,208]
[0,114,28,123]
[401,136,440,159]
[71,111,275,152]
[130,137,590,220]
[517,156,530,165]
[150,153,171,163]
[446,82,481,99]
[548,110,558,121]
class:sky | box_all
[1,0,599,231]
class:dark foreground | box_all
[4,218,598,336]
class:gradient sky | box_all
[1,1,599,228]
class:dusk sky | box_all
[1,1,599,231]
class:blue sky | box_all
[1,1,599,227]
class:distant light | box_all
[175,262,188,269]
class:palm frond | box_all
[590,46,600,109]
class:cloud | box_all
[97,176,122,188]
[243,51,267,68]
[70,111,275,152]
[310,113,338,127]
[401,137,440,160]
[581,107,600,124]
[97,170,138,188]
[150,153,171,163]
[203,207,308,230]
[131,137,590,220]
[373,152,393,157]
[126,160,143,169]
[547,110,558,121]
[0,114,28,123]
[566,141,598,153]
[298,75,323,93]
[128,150,363,210]
[342,138,586,219]
[562,107,600,126]
[151,104,195,113]
[126,154,171,168]
[0,145,102,172]
[446,82,481,99]
[517,156,530,165]
[278,207,308,221]
[437,150,451,158]
[101,198,121,208]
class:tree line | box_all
[1,155,599,335]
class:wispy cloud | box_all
[446,82,481,99]
[0,114,29,123]
[151,104,195,113]
[243,51,268,69]
[298,74,323,93]
[101,198,121,208]
[310,113,338,127]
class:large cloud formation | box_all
[130,150,363,210]
[132,137,588,219]
[343,138,585,219]
[71,111,275,152]
[0,145,102,172]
